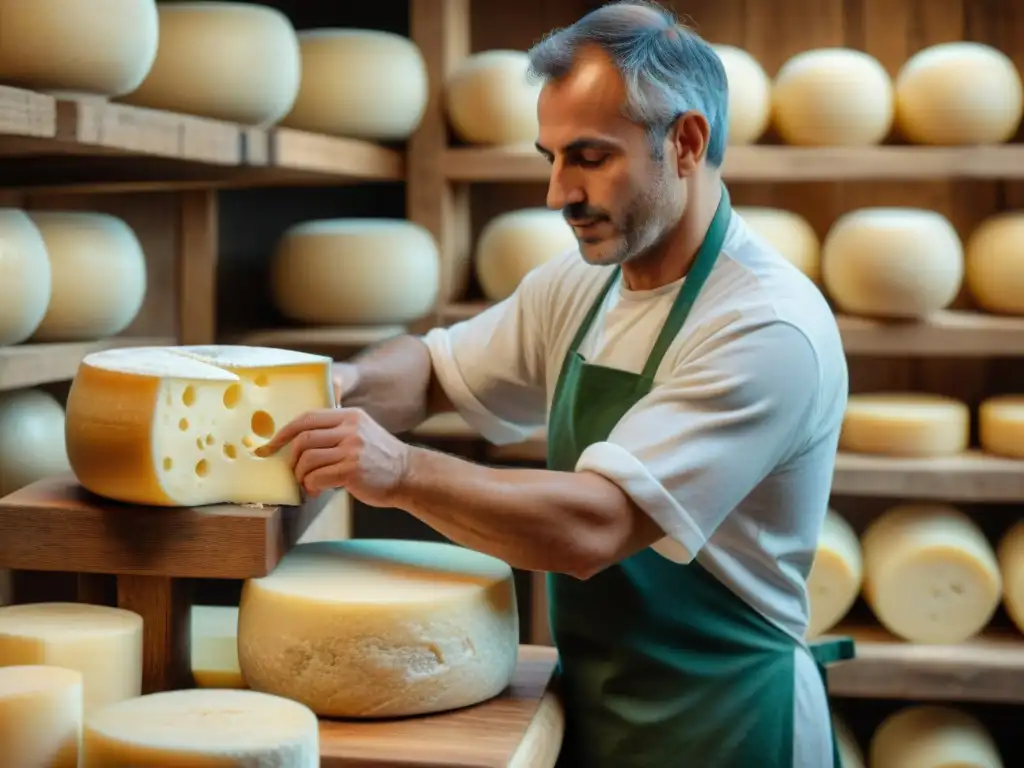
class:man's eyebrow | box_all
[535,138,621,156]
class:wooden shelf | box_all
[236,325,406,351]
[0,336,174,391]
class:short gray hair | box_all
[526,0,728,166]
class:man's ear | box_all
[670,111,710,177]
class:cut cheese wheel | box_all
[840,393,970,457]
[0,388,71,498]
[862,504,1001,644]
[0,665,82,768]
[0,602,143,713]
[0,0,158,99]
[979,395,1024,459]
[445,50,542,146]
[191,605,244,689]
[237,539,519,718]
[996,520,1024,635]
[270,219,441,325]
[118,2,300,126]
[82,688,319,767]
[870,705,1003,768]
[772,48,894,146]
[736,207,820,281]
[0,210,51,346]
[712,45,771,145]
[476,208,577,301]
[64,345,333,507]
[822,208,963,318]
[833,714,865,768]
[29,212,147,342]
[895,42,1023,146]
[806,509,862,638]
[965,213,1024,316]
[281,29,427,140]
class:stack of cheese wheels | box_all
[821,208,964,318]
[81,688,320,767]
[862,504,1001,644]
[0,210,51,346]
[0,389,72,497]
[996,521,1024,635]
[0,665,83,768]
[64,345,334,507]
[0,602,143,713]
[806,509,862,638]
[895,42,1023,145]
[870,705,1005,767]
[772,48,894,146]
[840,393,970,457]
[191,605,245,689]
[0,0,158,98]
[270,219,441,325]
[281,29,428,140]
[979,395,1024,459]
[965,213,1024,315]
[476,208,577,302]
[446,50,542,145]
[118,2,301,125]
[735,207,820,282]
[711,45,771,145]
[833,714,866,768]
[237,539,519,718]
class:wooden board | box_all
[319,645,563,768]
[0,475,333,579]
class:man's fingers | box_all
[256,408,350,457]
[332,374,343,406]
[294,446,345,484]
[303,460,356,496]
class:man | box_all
[259,2,851,765]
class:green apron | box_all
[545,188,855,767]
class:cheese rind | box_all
[965,213,1024,316]
[0,602,142,713]
[476,208,577,302]
[862,505,1001,644]
[840,393,970,457]
[82,688,319,767]
[0,388,72,498]
[806,509,862,638]
[869,704,1003,768]
[996,520,1024,636]
[736,206,821,281]
[64,345,334,507]
[712,45,771,145]
[445,50,541,146]
[0,209,52,346]
[979,395,1024,459]
[237,539,519,718]
[0,665,82,768]
[191,605,245,689]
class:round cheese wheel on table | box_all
[833,714,866,768]
[840,393,969,457]
[862,504,1001,644]
[870,705,1003,768]
[772,48,894,146]
[895,42,1023,145]
[735,207,820,281]
[446,50,542,145]
[821,208,964,318]
[965,213,1024,315]
[0,210,51,346]
[237,539,519,718]
[476,208,577,301]
[979,395,1024,459]
[997,520,1024,635]
[82,688,319,767]
[0,665,82,768]
[270,219,440,325]
[806,509,862,638]
[0,389,71,497]
[711,45,771,145]
[118,2,300,126]
[191,605,245,689]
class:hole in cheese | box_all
[254,374,269,387]
[250,411,275,438]
[205,434,215,446]
[223,383,242,409]
[178,418,189,431]
[242,435,256,449]
[195,437,204,450]
[223,444,237,460]
[163,457,172,471]
[195,459,210,478]
[182,385,196,406]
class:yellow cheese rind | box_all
[712,45,771,145]
[806,509,862,638]
[0,602,142,713]
[966,213,1024,316]
[445,50,542,146]
[0,664,82,768]
[82,688,319,767]
[475,208,577,302]
[0,209,51,346]
[191,605,245,689]
[736,206,821,282]
[862,504,1001,644]
[996,520,1024,636]
[869,704,1003,768]
[840,393,970,457]
[237,539,519,718]
[0,389,72,498]
[979,395,1024,459]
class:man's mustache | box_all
[564,204,609,223]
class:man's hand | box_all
[331,362,359,406]
[256,408,410,507]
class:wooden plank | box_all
[0,85,56,139]
[0,336,174,391]
[257,128,404,183]
[237,326,406,351]
[178,190,219,345]
[117,574,192,694]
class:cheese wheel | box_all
[965,213,1024,315]
[895,42,1023,146]
[82,688,319,767]
[862,504,1001,644]
[0,602,143,713]
[0,0,158,99]
[0,665,82,768]
[0,389,72,498]
[280,29,427,140]
[833,714,865,768]
[996,520,1024,635]
[237,539,519,718]
[806,509,862,638]
[118,2,300,126]
[870,705,1004,768]
[736,207,820,281]
[0,210,52,346]
[821,208,964,319]
[65,345,334,507]
[772,48,894,146]
[445,50,542,146]
[840,393,969,457]
[476,208,577,301]
[270,219,440,325]
[29,212,147,342]
[979,395,1024,459]
[712,45,771,145]
[191,605,245,689]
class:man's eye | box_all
[578,154,607,167]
